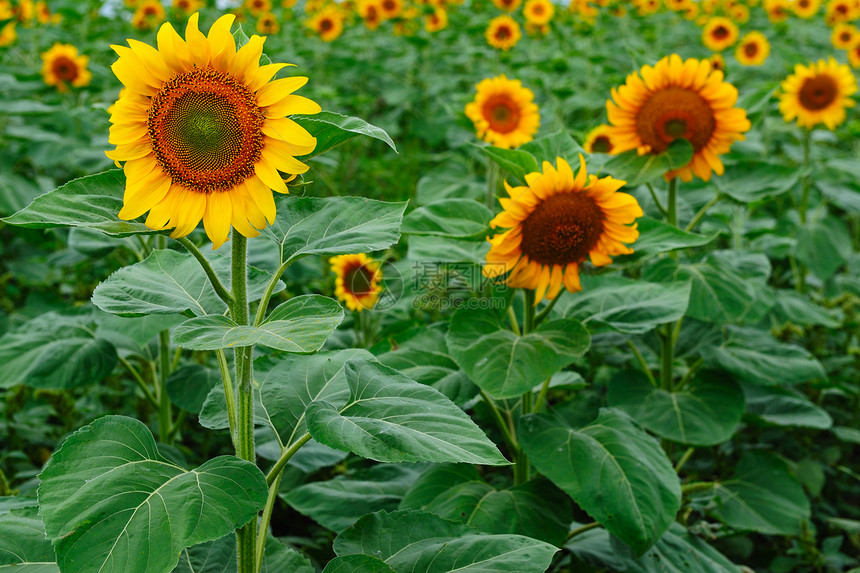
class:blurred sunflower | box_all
[379,0,402,18]
[606,54,751,181]
[485,14,521,50]
[484,156,642,302]
[0,22,16,47]
[106,13,320,248]
[525,21,550,35]
[358,0,382,29]
[763,0,790,21]
[735,31,769,65]
[330,254,383,312]
[831,23,857,49]
[41,43,91,92]
[792,0,820,17]
[708,53,726,73]
[729,3,749,22]
[256,11,280,33]
[635,0,661,16]
[172,0,204,15]
[465,75,539,148]
[779,58,857,129]
[132,0,166,30]
[702,16,738,51]
[825,0,858,23]
[523,0,554,24]
[425,6,447,31]
[583,125,617,153]
[491,0,523,12]
[244,0,272,16]
[848,44,860,68]
[306,6,344,40]
[664,0,691,12]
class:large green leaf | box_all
[261,197,406,265]
[701,326,826,385]
[282,464,424,532]
[333,510,558,573]
[478,145,539,185]
[92,249,281,317]
[794,215,852,281]
[562,275,691,334]
[770,290,841,328]
[446,307,589,399]
[399,465,572,546]
[2,170,157,237]
[623,216,718,260]
[743,384,833,429]
[165,365,219,414]
[173,534,313,573]
[607,371,744,446]
[322,555,397,573]
[710,452,811,536]
[519,409,681,555]
[521,131,586,164]
[401,199,492,239]
[714,160,799,203]
[293,111,397,159]
[372,324,475,405]
[0,511,56,570]
[0,313,117,390]
[566,522,741,572]
[602,139,694,187]
[306,359,508,465]
[37,416,268,573]
[171,295,343,352]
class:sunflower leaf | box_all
[602,139,694,186]
[294,111,397,158]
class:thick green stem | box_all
[506,305,521,336]
[177,237,234,308]
[157,330,173,445]
[479,390,518,456]
[799,129,811,225]
[513,391,532,485]
[660,323,675,392]
[682,481,715,495]
[254,260,288,326]
[217,349,238,450]
[666,177,678,228]
[256,472,283,571]
[675,447,695,474]
[564,521,601,543]
[266,433,312,487]
[232,234,257,573]
[486,157,500,210]
[523,290,536,334]
[533,376,552,413]
[626,340,658,387]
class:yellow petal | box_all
[203,192,233,249]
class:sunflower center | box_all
[519,192,604,266]
[320,17,333,31]
[744,41,758,57]
[382,0,395,10]
[148,68,264,194]
[592,135,613,153]
[636,87,715,153]
[799,75,838,110]
[712,25,729,40]
[345,264,375,296]
[496,25,511,39]
[52,56,78,82]
[482,95,521,133]
[532,5,545,14]
[841,31,852,42]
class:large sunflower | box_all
[485,15,521,50]
[107,13,320,249]
[330,254,383,312]
[41,43,91,92]
[465,75,539,149]
[606,54,751,182]
[484,156,642,302]
[735,31,769,66]
[779,58,857,129]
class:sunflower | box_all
[485,15,521,50]
[583,125,617,154]
[779,58,857,129]
[792,0,820,17]
[825,0,858,23]
[606,54,751,182]
[132,0,166,30]
[106,13,320,249]
[172,0,204,14]
[525,21,550,35]
[244,0,271,16]
[359,0,383,29]
[665,0,691,12]
[306,6,344,41]
[425,6,447,31]
[484,156,642,302]
[330,254,383,312]
[0,22,15,47]
[729,3,749,21]
[848,44,860,69]
[735,31,769,65]
[763,0,790,20]
[41,43,91,92]
[831,23,857,49]
[379,0,402,18]
[523,0,555,24]
[708,53,726,73]
[491,0,523,11]
[635,0,662,16]
[702,17,738,51]
[465,75,539,149]
[255,11,279,33]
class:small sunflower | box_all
[702,17,738,51]
[172,0,204,14]
[635,0,662,16]
[729,3,749,22]
[484,156,642,302]
[359,0,383,29]
[664,0,691,12]
[831,23,857,49]
[708,53,727,73]
[107,13,320,249]
[425,7,447,31]
[763,0,790,21]
[848,43,860,69]
[330,254,383,312]
[583,125,617,154]
[735,31,769,66]
[256,11,280,33]
[41,43,91,92]
[465,75,539,149]
[606,54,751,182]
[244,0,271,16]
[379,0,402,18]
[792,0,820,17]
[779,58,857,129]
[0,22,16,47]
[485,14,521,50]
[523,0,554,25]
[825,0,858,23]
[491,0,523,11]
[131,0,166,30]
[306,6,344,41]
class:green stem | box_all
[675,447,695,474]
[119,356,157,406]
[479,390,517,455]
[681,481,715,495]
[626,340,658,387]
[684,191,721,233]
[666,177,678,228]
[799,129,811,225]
[646,182,668,218]
[165,410,187,443]
[217,349,238,450]
[231,234,256,573]
[254,259,289,326]
[266,433,312,487]
[523,289,536,334]
[675,357,703,392]
[660,323,675,392]
[157,330,173,445]
[255,472,283,571]
[177,236,234,308]
[564,521,602,543]
[514,391,532,485]
[507,305,521,336]
[533,290,563,328]
[486,160,500,210]
[533,376,552,413]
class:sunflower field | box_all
[2,0,860,571]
